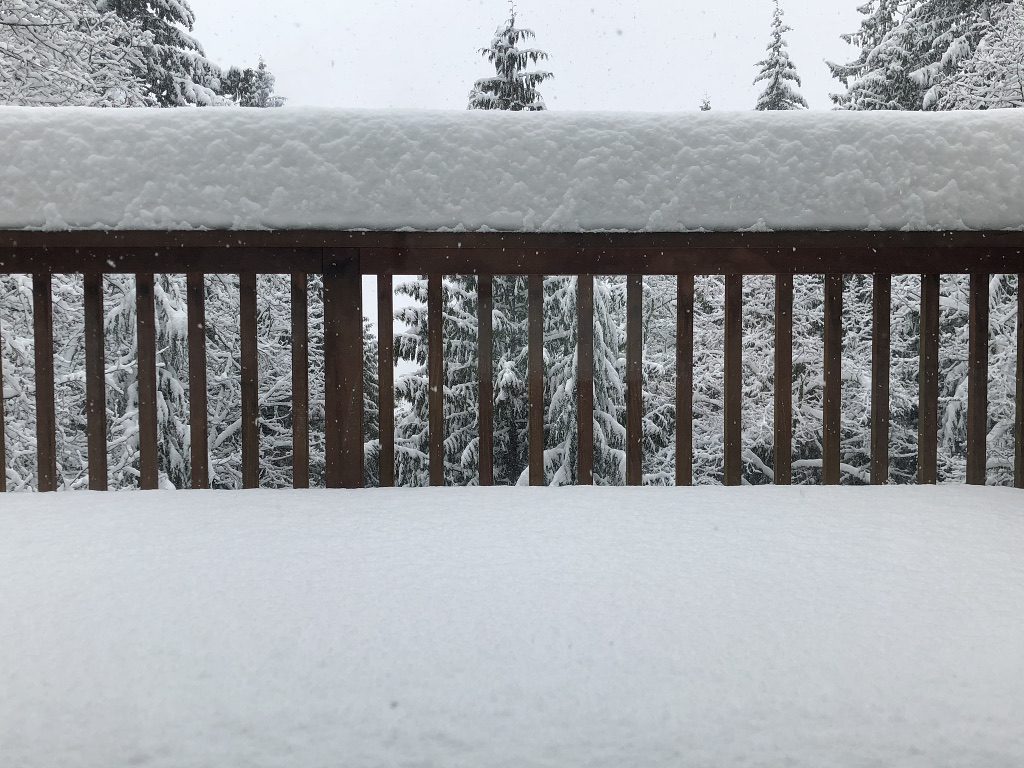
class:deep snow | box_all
[1,486,1023,767]
[1,107,1023,232]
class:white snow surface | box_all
[2,107,1023,232]
[2,486,1024,767]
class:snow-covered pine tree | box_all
[827,0,914,109]
[830,0,1006,110]
[0,0,151,106]
[98,0,224,105]
[468,3,552,111]
[931,0,1024,109]
[221,58,285,107]
[753,0,808,110]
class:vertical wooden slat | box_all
[1016,272,1023,490]
[774,275,793,485]
[626,274,643,486]
[823,274,843,486]
[33,273,57,491]
[529,274,545,486]
[377,274,395,488]
[290,272,309,489]
[478,274,494,486]
[967,272,989,486]
[0,310,5,492]
[428,273,444,487]
[135,273,158,490]
[83,272,108,490]
[323,249,363,489]
[723,274,743,486]
[675,275,694,487]
[918,274,940,485]
[577,275,594,486]
[186,273,209,489]
[239,271,259,489]
[870,274,891,485]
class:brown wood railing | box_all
[1,230,1022,491]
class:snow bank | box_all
[2,486,1023,767]
[1,107,1023,232]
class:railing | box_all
[1,230,1022,492]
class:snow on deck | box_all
[2,107,1023,233]
[2,486,1023,767]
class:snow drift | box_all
[2,486,1024,767]
[1,107,1022,232]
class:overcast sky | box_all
[193,0,864,112]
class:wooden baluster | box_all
[871,274,891,485]
[1016,272,1023,490]
[33,273,57,491]
[724,274,743,486]
[918,274,940,484]
[529,274,545,486]
[84,272,108,490]
[0,311,7,492]
[823,274,843,485]
[577,275,594,486]
[967,272,989,485]
[676,274,694,487]
[428,273,444,487]
[290,273,309,489]
[186,273,210,489]
[626,274,643,486]
[774,275,793,485]
[377,274,395,488]
[478,274,495,486]
[239,271,259,489]
[136,273,158,490]
[323,249,363,489]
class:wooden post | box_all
[870,274,891,485]
[135,273,158,490]
[626,274,643,486]
[239,271,259,489]
[83,272,108,490]
[967,272,989,486]
[724,274,743,486]
[1016,272,1023,490]
[823,274,843,485]
[774,275,793,485]
[676,275,694,487]
[0,312,6,493]
[428,273,444,487]
[529,274,545,486]
[918,274,940,484]
[290,272,309,489]
[33,273,57,492]
[377,274,395,487]
[478,274,495,486]
[323,249,363,489]
[577,275,594,485]
[186,273,210,489]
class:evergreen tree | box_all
[221,58,285,107]
[931,0,1024,109]
[468,3,552,111]
[98,0,225,105]
[830,0,1006,110]
[753,0,808,110]
[0,0,151,106]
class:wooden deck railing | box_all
[1,230,1022,491]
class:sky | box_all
[192,0,865,112]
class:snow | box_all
[2,486,1023,767]
[1,107,1023,232]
